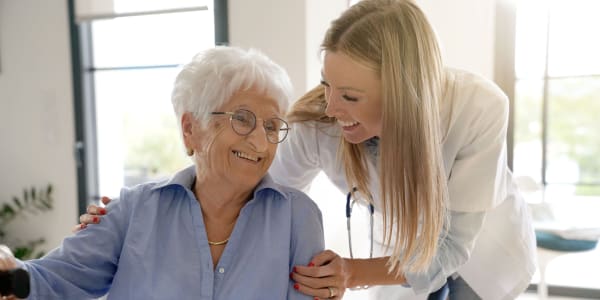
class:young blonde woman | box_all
[79,1,536,299]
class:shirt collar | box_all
[151,165,288,200]
[152,165,196,191]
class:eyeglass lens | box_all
[230,109,289,143]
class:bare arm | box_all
[291,251,405,299]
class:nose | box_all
[324,90,340,117]
[246,122,269,152]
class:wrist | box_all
[345,258,363,288]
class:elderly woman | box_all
[0,46,324,299]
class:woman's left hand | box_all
[291,250,351,299]
[0,245,19,299]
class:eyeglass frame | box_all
[346,187,374,290]
[210,109,290,144]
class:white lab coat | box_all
[270,69,537,300]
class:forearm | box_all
[347,257,406,287]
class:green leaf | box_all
[31,187,36,200]
[13,197,23,209]
[13,247,31,260]
[2,204,15,216]
[39,199,52,210]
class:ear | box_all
[181,112,196,152]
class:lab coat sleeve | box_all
[21,189,131,299]
[404,210,486,294]
[287,191,326,300]
[446,85,509,212]
[270,121,323,193]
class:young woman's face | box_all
[321,51,383,144]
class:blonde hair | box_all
[288,0,448,276]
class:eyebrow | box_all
[235,105,280,118]
[320,71,367,94]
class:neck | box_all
[193,177,253,223]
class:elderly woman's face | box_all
[185,88,282,189]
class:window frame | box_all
[495,0,600,298]
[67,0,229,216]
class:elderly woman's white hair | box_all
[171,46,294,127]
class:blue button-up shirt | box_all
[20,166,325,299]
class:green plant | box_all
[0,184,54,259]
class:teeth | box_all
[234,151,260,162]
[337,120,359,127]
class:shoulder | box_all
[448,68,508,111]
[285,186,322,217]
[257,176,322,217]
[117,180,167,207]
[444,69,509,134]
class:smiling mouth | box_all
[232,150,262,162]
[337,120,360,129]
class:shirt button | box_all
[218,267,225,274]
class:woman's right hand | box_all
[72,196,112,233]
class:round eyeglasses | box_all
[211,109,290,144]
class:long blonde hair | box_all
[288,0,448,276]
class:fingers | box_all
[79,213,100,225]
[71,223,88,233]
[291,250,347,299]
[310,250,339,267]
[293,282,342,299]
[86,204,107,216]
[292,269,337,288]
[294,250,338,277]
[100,196,112,205]
[75,197,111,231]
[79,203,107,225]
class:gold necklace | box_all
[207,238,229,246]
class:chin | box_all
[342,132,372,144]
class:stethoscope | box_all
[345,187,375,260]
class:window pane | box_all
[514,0,549,79]
[113,0,210,14]
[513,79,544,184]
[92,10,214,68]
[547,0,600,76]
[547,78,600,190]
[94,68,190,197]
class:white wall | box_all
[229,0,497,99]
[228,0,347,101]
[0,0,78,251]
[417,0,496,79]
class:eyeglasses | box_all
[346,187,374,290]
[211,109,290,144]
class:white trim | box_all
[76,6,208,23]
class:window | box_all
[69,0,227,209]
[513,0,600,198]
[512,0,600,296]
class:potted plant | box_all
[0,184,54,259]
